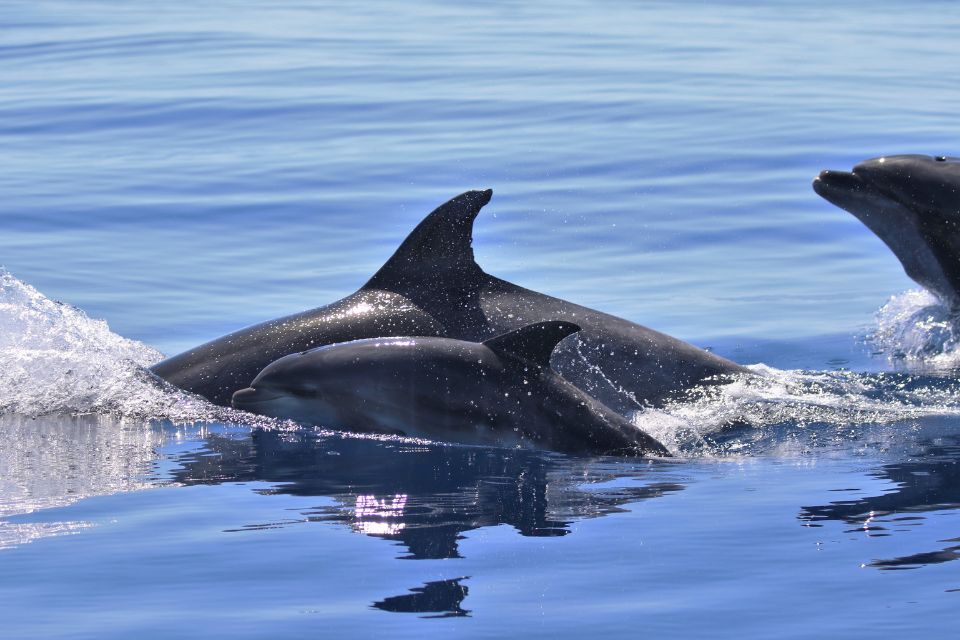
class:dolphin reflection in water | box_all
[173,428,685,560]
[170,427,685,616]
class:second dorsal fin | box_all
[363,189,493,292]
[483,321,581,368]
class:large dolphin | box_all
[151,190,747,412]
[813,154,960,309]
[231,321,669,456]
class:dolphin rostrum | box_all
[231,321,669,456]
[151,190,747,412]
[814,154,960,309]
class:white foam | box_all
[630,288,960,457]
[869,289,960,367]
[632,364,960,457]
[0,269,234,422]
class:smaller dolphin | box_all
[813,154,960,309]
[231,321,669,456]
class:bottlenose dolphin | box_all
[231,321,669,456]
[151,190,746,412]
[813,154,960,309]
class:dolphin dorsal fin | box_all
[483,321,581,368]
[363,189,493,292]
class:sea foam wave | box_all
[868,289,960,368]
[634,365,960,456]
[0,269,236,422]
[627,294,960,456]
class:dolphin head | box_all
[813,154,960,307]
[231,348,342,426]
[230,336,497,433]
[230,339,414,428]
[815,155,960,219]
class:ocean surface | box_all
[2,1,960,637]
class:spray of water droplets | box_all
[868,289,960,368]
[0,269,244,422]
[633,364,960,457]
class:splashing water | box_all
[635,364,960,457]
[0,269,231,421]
[868,289,960,368]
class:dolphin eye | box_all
[289,388,319,399]
[935,156,947,162]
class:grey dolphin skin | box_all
[151,189,746,412]
[813,154,960,309]
[231,321,669,456]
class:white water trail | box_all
[634,364,960,457]
[0,269,241,422]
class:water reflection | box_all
[0,418,685,618]
[170,427,685,614]
[354,493,408,537]
[869,542,960,571]
[172,428,684,560]
[0,414,172,549]
[799,433,960,570]
[372,577,470,618]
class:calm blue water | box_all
[2,1,960,637]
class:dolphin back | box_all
[150,289,446,405]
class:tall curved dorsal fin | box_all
[363,189,493,292]
[483,321,581,368]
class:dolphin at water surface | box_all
[813,154,960,310]
[151,189,747,412]
[231,321,669,456]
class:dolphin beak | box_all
[812,168,875,210]
[813,169,860,195]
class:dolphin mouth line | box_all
[813,169,862,192]
[812,166,905,208]
[231,387,285,406]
